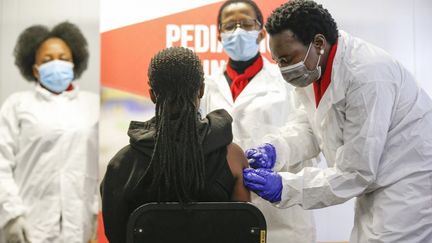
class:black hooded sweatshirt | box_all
[100,109,236,243]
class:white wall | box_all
[0,0,100,104]
[414,0,432,96]
[101,0,221,32]
[318,0,432,95]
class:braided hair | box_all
[266,0,338,45]
[146,47,205,203]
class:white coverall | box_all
[201,57,316,243]
[266,31,432,242]
[0,85,99,243]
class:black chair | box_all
[127,202,267,243]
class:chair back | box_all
[127,202,267,243]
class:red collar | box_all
[313,40,338,107]
[66,83,74,91]
[226,55,263,101]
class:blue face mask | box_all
[37,60,74,93]
[221,28,260,61]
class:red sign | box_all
[101,0,286,97]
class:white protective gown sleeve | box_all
[0,97,26,227]
[276,80,394,209]
[262,89,320,172]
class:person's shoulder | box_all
[339,30,397,74]
[202,109,233,153]
[78,90,99,100]
[206,109,233,123]
[226,142,248,168]
[333,31,402,89]
[206,109,233,137]
[1,90,34,110]
[107,145,137,170]
[6,90,34,100]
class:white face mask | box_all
[221,28,260,61]
[279,43,322,88]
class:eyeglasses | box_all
[220,19,261,33]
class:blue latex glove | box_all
[245,143,276,169]
[243,168,282,203]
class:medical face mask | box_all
[37,60,74,93]
[279,43,322,88]
[221,28,260,61]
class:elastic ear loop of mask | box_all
[304,43,323,70]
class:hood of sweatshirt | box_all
[127,109,233,157]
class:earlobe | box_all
[313,34,326,55]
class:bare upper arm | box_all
[227,143,248,170]
[226,143,250,201]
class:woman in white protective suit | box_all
[243,1,432,242]
[0,22,99,243]
[200,1,316,242]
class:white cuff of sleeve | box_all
[273,171,303,209]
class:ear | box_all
[32,64,40,81]
[257,28,267,44]
[198,82,205,99]
[312,34,326,54]
[149,88,156,104]
[257,28,266,44]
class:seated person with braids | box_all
[100,47,250,243]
